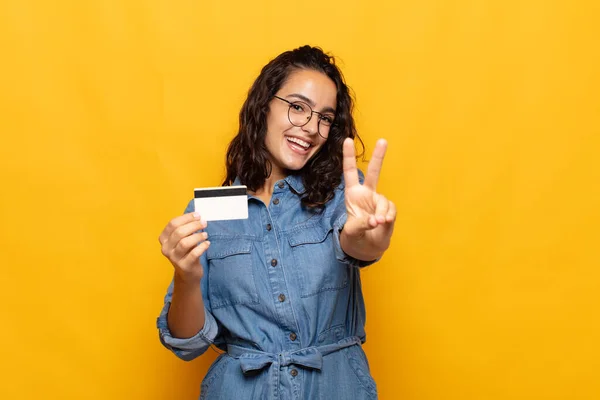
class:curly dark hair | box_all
[223,45,365,209]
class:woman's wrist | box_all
[173,272,202,293]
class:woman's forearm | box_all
[167,275,206,339]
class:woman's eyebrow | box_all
[287,93,336,114]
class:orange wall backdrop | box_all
[1,1,599,399]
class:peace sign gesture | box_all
[341,138,396,259]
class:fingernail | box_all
[205,240,211,246]
[193,211,201,219]
[200,218,207,226]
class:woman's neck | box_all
[251,167,286,206]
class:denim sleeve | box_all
[156,200,220,361]
[331,169,379,268]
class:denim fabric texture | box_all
[157,173,378,399]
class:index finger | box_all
[364,139,388,190]
[342,137,360,188]
[159,211,202,244]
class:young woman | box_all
[157,45,396,399]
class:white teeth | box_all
[286,136,311,149]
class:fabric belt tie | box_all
[227,336,361,374]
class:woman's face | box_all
[264,68,337,179]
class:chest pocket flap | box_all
[206,238,253,259]
[288,224,330,247]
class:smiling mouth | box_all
[285,136,312,150]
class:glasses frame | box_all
[273,95,335,139]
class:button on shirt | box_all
[157,173,378,400]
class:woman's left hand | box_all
[341,138,396,258]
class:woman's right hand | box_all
[158,211,210,284]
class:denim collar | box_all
[283,174,305,194]
[232,174,305,194]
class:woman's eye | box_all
[291,103,305,112]
[320,115,334,125]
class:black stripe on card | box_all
[194,187,247,198]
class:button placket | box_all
[262,201,299,346]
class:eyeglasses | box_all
[274,95,335,139]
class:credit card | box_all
[193,185,248,221]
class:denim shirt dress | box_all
[157,173,378,399]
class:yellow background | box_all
[1,0,599,399]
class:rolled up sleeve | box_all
[156,278,219,361]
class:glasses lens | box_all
[318,114,334,127]
[319,113,335,138]
[288,102,311,127]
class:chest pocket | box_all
[287,224,349,298]
[206,238,259,309]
